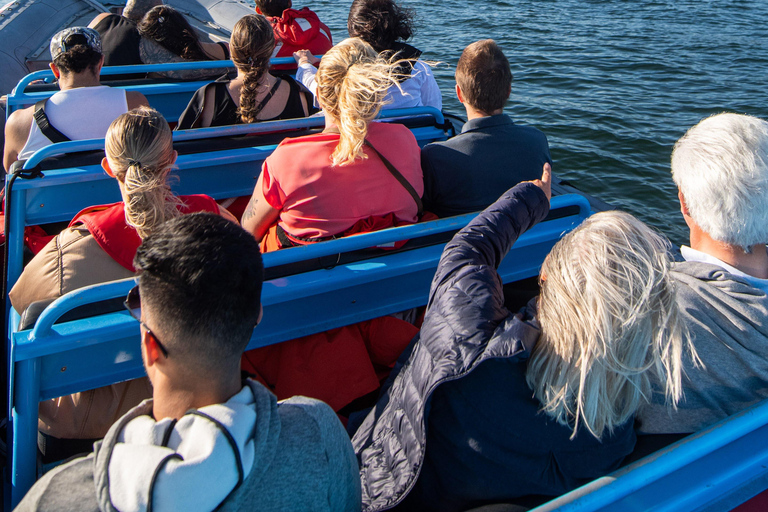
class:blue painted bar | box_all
[9,57,303,96]
[6,56,324,121]
[533,398,768,511]
[10,359,39,509]
[262,194,589,267]
[6,195,589,506]
[19,107,444,170]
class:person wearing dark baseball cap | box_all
[3,26,149,171]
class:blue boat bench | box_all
[1,106,452,503]
[6,193,591,507]
[5,59,303,124]
[3,107,449,296]
[7,102,767,510]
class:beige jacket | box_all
[10,225,152,440]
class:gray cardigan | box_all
[637,260,768,434]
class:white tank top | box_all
[18,86,129,161]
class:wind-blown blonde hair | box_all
[315,37,402,166]
[527,211,692,439]
[104,107,180,239]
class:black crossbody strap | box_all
[33,99,71,144]
[363,138,423,217]
[253,78,282,115]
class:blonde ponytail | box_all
[316,38,409,166]
[104,107,181,239]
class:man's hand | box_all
[526,162,552,202]
[293,50,320,67]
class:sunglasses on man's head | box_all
[124,285,170,358]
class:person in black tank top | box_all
[90,14,143,80]
[176,14,315,129]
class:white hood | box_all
[93,383,281,512]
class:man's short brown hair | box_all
[455,39,512,114]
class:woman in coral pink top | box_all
[241,37,424,414]
[242,37,423,249]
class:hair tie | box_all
[247,56,255,67]
[158,16,165,23]
[128,159,142,168]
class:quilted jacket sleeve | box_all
[426,182,550,320]
[353,182,550,512]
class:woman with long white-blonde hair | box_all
[10,107,234,461]
[240,37,424,414]
[352,172,694,512]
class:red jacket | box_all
[69,194,220,272]
[267,8,333,70]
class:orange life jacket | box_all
[69,194,219,272]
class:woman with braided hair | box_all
[9,107,234,460]
[176,14,314,129]
[239,38,424,416]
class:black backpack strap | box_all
[33,99,71,144]
[364,139,424,217]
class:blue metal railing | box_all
[18,107,444,170]
[7,194,591,506]
[9,57,301,96]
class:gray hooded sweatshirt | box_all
[15,380,361,512]
[637,261,768,434]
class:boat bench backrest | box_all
[6,194,591,508]
[5,107,450,505]
[4,108,449,296]
[6,60,288,123]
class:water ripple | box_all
[286,0,768,244]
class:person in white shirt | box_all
[293,0,442,111]
[637,112,768,435]
[4,27,147,171]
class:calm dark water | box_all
[297,0,768,245]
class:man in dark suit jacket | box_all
[421,39,552,218]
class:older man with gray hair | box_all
[638,112,768,435]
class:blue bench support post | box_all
[11,358,39,508]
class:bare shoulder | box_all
[7,106,34,135]
[125,90,149,109]
[4,106,34,171]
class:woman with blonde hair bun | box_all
[176,14,314,129]
[353,175,696,511]
[9,107,233,461]
[242,37,423,246]
[240,37,424,414]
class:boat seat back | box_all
[6,58,301,123]
[6,194,592,507]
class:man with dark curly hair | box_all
[3,27,147,171]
